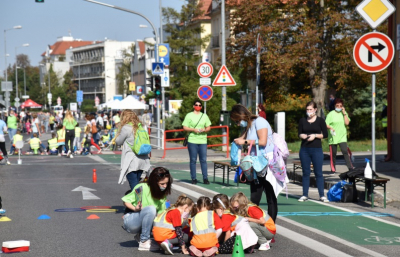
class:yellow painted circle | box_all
[159,45,168,58]
[86,209,117,213]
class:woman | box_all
[49,113,55,132]
[0,118,10,165]
[63,110,78,158]
[116,110,151,190]
[325,98,353,173]
[230,104,277,222]
[85,114,101,154]
[298,101,329,202]
[122,167,172,251]
[258,104,267,120]
[182,100,212,185]
[7,110,18,154]
[31,113,41,138]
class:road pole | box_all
[372,73,376,171]
[221,0,227,150]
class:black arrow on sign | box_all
[368,43,385,62]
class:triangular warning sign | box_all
[212,65,236,86]
[154,65,162,72]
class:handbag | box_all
[327,180,350,202]
[183,113,203,147]
[239,140,268,181]
[91,121,98,134]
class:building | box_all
[190,0,212,65]
[66,40,135,103]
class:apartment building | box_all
[131,38,156,96]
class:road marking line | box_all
[172,184,204,199]
[358,226,379,234]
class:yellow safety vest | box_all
[57,129,65,144]
[48,138,58,150]
[382,117,387,128]
[154,210,176,230]
[13,134,23,143]
[190,211,215,235]
[75,127,81,137]
[102,134,110,143]
[7,115,17,129]
[223,210,243,228]
[30,138,41,150]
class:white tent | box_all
[119,95,146,110]
[104,99,115,108]
[108,99,122,109]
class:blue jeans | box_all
[187,142,208,180]
[123,205,157,242]
[299,147,325,197]
[44,121,49,133]
[126,170,143,190]
[7,128,17,152]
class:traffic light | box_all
[35,0,44,2]
[154,75,161,97]
[147,77,154,92]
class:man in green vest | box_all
[7,110,18,155]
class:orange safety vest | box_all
[223,210,243,231]
[247,204,276,235]
[152,209,178,243]
[190,211,218,249]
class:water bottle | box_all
[364,158,372,179]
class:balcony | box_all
[212,35,220,48]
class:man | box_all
[328,94,336,112]
[43,112,50,133]
[20,110,26,133]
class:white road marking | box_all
[358,226,379,234]
[72,186,100,200]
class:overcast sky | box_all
[0,0,184,72]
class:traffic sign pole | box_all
[372,71,376,171]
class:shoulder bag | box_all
[183,113,203,147]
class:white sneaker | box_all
[298,196,308,202]
[258,241,271,251]
[58,154,61,157]
[160,240,174,255]
[320,196,329,203]
[138,240,151,251]
[67,150,71,157]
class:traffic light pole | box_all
[221,0,227,150]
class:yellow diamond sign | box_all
[356,0,396,29]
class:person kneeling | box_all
[29,133,45,155]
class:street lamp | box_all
[3,25,22,109]
[15,43,29,106]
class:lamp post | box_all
[4,25,22,110]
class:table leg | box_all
[222,166,225,185]
[384,183,387,209]
[227,168,230,186]
[293,163,295,183]
[213,164,216,183]
[371,182,374,208]
[365,182,367,201]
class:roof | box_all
[41,40,94,56]
[194,0,212,21]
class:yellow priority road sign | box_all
[356,0,396,29]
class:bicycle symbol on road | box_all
[364,236,400,245]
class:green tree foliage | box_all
[116,44,135,94]
[81,99,96,113]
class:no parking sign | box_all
[197,85,213,102]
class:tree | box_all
[227,0,377,110]
[116,44,135,95]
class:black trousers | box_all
[250,175,278,222]
[329,142,353,172]
[0,142,7,159]
[65,129,75,153]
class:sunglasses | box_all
[194,104,202,107]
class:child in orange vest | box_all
[189,196,223,257]
[230,192,276,251]
[152,194,194,255]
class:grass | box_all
[287,139,388,153]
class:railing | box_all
[162,125,229,159]
[149,126,164,149]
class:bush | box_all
[165,114,184,139]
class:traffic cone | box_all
[93,169,97,183]
[232,235,245,257]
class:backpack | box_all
[268,145,288,197]
[127,123,151,155]
[239,141,268,181]
[272,132,289,159]
[327,180,350,202]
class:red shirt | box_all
[221,213,237,232]
[213,212,223,230]
[165,209,182,227]
[248,206,264,219]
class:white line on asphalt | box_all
[279,217,386,257]
[276,224,352,257]
[172,181,386,257]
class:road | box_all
[1,153,400,256]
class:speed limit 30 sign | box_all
[197,62,213,78]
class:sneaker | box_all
[191,179,197,185]
[58,154,61,157]
[67,150,71,157]
[298,196,308,202]
[320,196,329,203]
[6,161,11,165]
[70,154,74,159]
[258,241,271,251]
[138,240,151,251]
[150,240,161,252]
[97,150,102,154]
[203,179,210,185]
[0,209,6,214]
[160,240,174,255]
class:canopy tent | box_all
[108,99,122,109]
[119,95,146,110]
[21,99,42,109]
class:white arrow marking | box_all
[72,186,100,200]
[357,226,378,234]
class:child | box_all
[100,131,110,148]
[57,125,66,156]
[29,133,45,155]
[230,192,276,251]
[48,133,59,155]
[25,119,31,135]
[153,195,194,255]
[80,126,92,155]
[11,129,23,155]
[189,196,223,257]
[73,124,81,153]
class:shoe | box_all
[160,240,174,255]
[203,179,210,185]
[6,161,10,165]
[67,150,71,157]
[320,196,329,203]
[331,170,336,173]
[203,246,218,256]
[189,245,203,257]
[298,196,308,202]
[258,241,271,251]
[97,150,102,154]
[70,154,74,159]
[0,209,6,214]
[58,154,61,157]
[191,179,197,185]
[134,234,141,242]
[138,240,151,251]
[271,238,275,243]
[150,239,161,252]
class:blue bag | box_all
[230,142,241,166]
[327,180,351,202]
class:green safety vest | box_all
[13,134,23,143]
[102,134,110,143]
[30,138,41,150]
[382,117,387,128]
[7,115,17,129]
[48,138,58,150]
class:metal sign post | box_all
[256,33,261,115]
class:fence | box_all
[162,125,230,159]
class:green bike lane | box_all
[98,155,400,246]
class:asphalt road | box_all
[1,154,400,256]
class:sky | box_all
[0,0,184,73]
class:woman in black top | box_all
[298,101,329,202]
